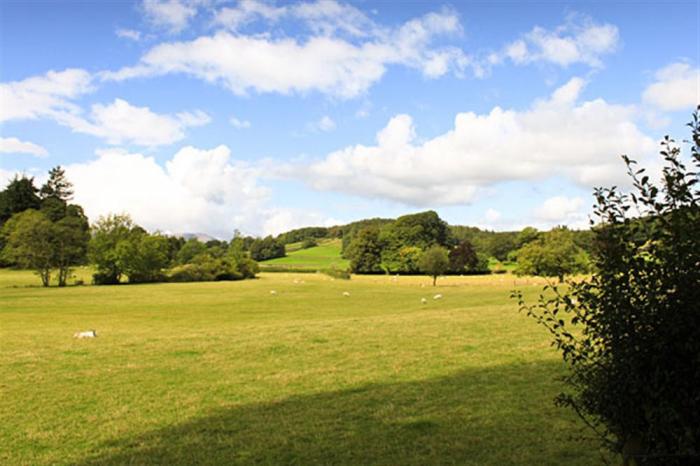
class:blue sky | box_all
[1,0,698,238]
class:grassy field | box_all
[1,269,604,465]
[261,239,349,271]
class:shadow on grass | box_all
[77,361,601,466]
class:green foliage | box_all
[516,227,540,248]
[1,210,55,286]
[515,227,589,282]
[344,212,457,275]
[340,217,394,257]
[117,233,170,283]
[1,206,88,287]
[0,175,41,226]
[514,109,700,464]
[276,226,329,244]
[168,250,258,282]
[39,166,73,202]
[378,244,422,274]
[52,207,89,286]
[345,227,384,273]
[300,237,318,249]
[176,238,207,265]
[487,233,518,262]
[419,245,450,286]
[89,214,135,284]
[389,210,450,250]
[250,236,285,261]
[39,196,67,222]
[321,267,351,280]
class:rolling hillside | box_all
[260,239,349,271]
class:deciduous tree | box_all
[419,245,450,286]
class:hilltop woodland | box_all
[1,169,593,286]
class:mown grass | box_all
[261,239,349,271]
[0,270,604,465]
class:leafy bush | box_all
[167,263,215,282]
[514,226,589,282]
[92,271,120,285]
[321,267,351,280]
[249,236,285,261]
[514,109,700,465]
[301,238,318,249]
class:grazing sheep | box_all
[270,290,277,296]
[342,291,350,297]
[421,298,427,304]
[74,330,97,339]
[433,294,443,300]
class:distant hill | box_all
[259,239,348,271]
[178,232,218,242]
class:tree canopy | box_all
[514,226,589,282]
[419,245,450,286]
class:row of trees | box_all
[343,211,490,276]
[0,169,260,286]
[89,215,258,284]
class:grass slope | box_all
[1,270,603,465]
[261,239,349,271]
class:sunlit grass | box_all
[1,270,602,465]
[261,239,349,270]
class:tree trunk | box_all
[433,275,437,286]
[58,267,68,287]
[40,269,50,287]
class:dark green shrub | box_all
[321,267,351,280]
[92,272,120,285]
[301,238,318,249]
[514,108,700,465]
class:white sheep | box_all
[421,298,427,304]
[342,291,350,297]
[270,290,277,296]
[433,294,443,300]
[74,330,97,339]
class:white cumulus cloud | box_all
[488,14,619,71]
[103,7,468,98]
[66,145,267,236]
[229,116,251,129]
[301,78,656,206]
[535,196,586,225]
[643,62,700,112]
[142,0,199,33]
[61,145,334,237]
[0,68,93,123]
[0,137,48,157]
[58,98,210,147]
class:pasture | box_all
[260,239,349,271]
[0,270,603,465]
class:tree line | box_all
[0,169,260,286]
[1,169,592,286]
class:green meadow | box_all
[0,270,604,465]
[260,239,349,271]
